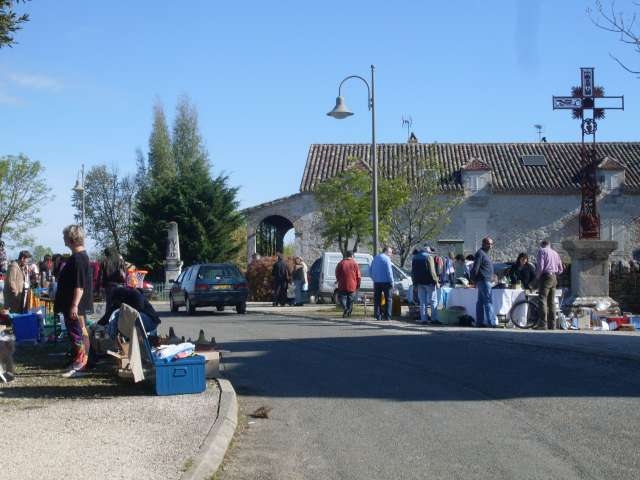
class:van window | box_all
[358,262,371,277]
[327,258,340,276]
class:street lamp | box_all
[72,163,85,228]
[327,65,379,254]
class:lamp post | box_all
[327,64,379,254]
[72,163,85,228]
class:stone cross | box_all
[552,67,624,239]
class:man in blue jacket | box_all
[370,246,394,321]
[471,237,497,327]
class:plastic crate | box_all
[12,313,40,343]
[147,355,206,396]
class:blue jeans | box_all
[294,280,305,305]
[416,284,438,321]
[373,282,393,320]
[338,291,355,315]
[475,280,497,326]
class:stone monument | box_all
[164,221,183,284]
[561,239,618,308]
[553,68,624,310]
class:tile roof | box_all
[301,142,640,194]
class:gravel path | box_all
[1,380,220,480]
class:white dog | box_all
[0,333,16,382]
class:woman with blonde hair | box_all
[54,225,93,378]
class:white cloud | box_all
[0,88,23,106]
[7,71,63,91]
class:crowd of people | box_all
[1,225,152,379]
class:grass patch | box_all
[0,339,150,408]
[182,457,194,472]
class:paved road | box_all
[160,309,640,480]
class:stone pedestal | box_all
[561,239,618,308]
[164,221,183,284]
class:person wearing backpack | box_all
[411,246,441,325]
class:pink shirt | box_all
[536,246,564,277]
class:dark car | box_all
[169,263,249,315]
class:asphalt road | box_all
[159,309,640,480]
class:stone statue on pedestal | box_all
[164,221,183,284]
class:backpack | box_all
[433,255,444,277]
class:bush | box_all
[245,255,295,301]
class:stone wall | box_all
[245,189,640,267]
[433,190,640,263]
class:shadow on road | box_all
[217,316,640,402]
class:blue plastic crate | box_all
[149,355,206,396]
[11,313,40,343]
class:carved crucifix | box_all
[553,67,624,239]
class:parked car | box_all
[169,263,249,315]
[309,252,412,304]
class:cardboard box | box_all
[198,350,220,378]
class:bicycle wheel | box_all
[508,299,539,329]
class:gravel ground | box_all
[0,342,220,480]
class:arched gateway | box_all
[243,192,321,263]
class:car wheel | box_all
[186,295,196,315]
[216,306,224,312]
[236,302,247,314]
[169,294,179,313]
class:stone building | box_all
[243,141,640,265]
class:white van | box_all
[310,252,412,304]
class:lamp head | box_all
[327,96,353,119]
[72,179,84,193]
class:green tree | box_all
[30,244,53,262]
[74,165,137,252]
[148,101,175,183]
[128,98,243,278]
[314,162,378,256]
[384,153,460,267]
[0,0,29,49]
[172,95,210,176]
[0,154,53,245]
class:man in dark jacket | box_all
[471,237,497,327]
[271,253,290,306]
[335,251,361,318]
[411,246,441,325]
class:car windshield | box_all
[198,266,242,282]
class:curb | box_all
[182,378,238,480]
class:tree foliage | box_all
[148,102,175,183]
[127,97,243,279]
[0,0,29,49]
[0,154,53,246]
[589,1,640,75]
[314,159,403,256]
[383,152,460,267]
[73,165,137,253]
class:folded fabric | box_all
[152,342,195,362]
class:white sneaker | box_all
[62,369,86,379]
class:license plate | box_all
[213,284,231,290]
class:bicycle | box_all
[507,292,540,328]
[507,290,565,329]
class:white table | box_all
[445,287,526,318]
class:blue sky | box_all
[0,0,638,257]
